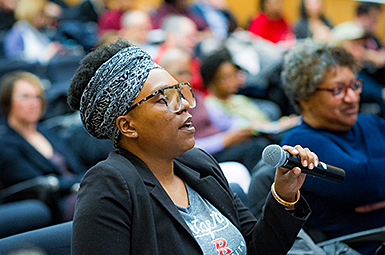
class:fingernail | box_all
[292,148,299,153]
[303,160,308,167]
[309,163,314,169]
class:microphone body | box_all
[262,144,345,182]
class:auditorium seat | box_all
[45,55,83,84]
[0,200,52,238]
[0,221,72,255]
[0,58,47,80]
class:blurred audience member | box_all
[40,111,115,170]
[189,0,237,40]
[200,48,300,171]
[157,48,193,85]
[150,0,212,42]
[294,0,332,42]
[60,0,105,23]
[154,15,206,94]
[0,71,87,223]
[97,0,136,36]
[281,39,385,254]
[0,0,16,58]
[200,28,295,116]
[354,2,385,86]
[54,0,105,52]
[0,0,16,31]
[119,9,158,57]
[93,29,119,48]
[331,20,385,118]
[157,15,197,57]
[4,0,64,64]
[331,21,366,64]
[355,2,383,53]
[248,0,295,46]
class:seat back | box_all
[0,58,47,81]
[0,200,52,238]
[45,55,83,84]
[0,221,72,255]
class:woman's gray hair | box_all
[281,39,358,113]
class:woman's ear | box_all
[116,115,138,139]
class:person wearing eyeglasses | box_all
[280,39,385,255]
[0,71,87,223]
[68,39,318,255]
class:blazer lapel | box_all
[119,149,195,236]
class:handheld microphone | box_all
[262,144,345,182]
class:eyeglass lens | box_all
[335,81,362,97]
[163,84,195,112]
[13,94,42,102]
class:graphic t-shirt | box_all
[177,185,247,255]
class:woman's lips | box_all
[179,117,195,131]
[343,105,359,115]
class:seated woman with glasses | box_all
[279,39,385,255]
[0,71,87,223]
[68,38,318,255]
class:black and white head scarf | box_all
[80,46,162,147]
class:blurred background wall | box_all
[120,0,385,43]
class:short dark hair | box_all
[0,71,46,119]
[67,38,132,111]
[200,48,233,87]
[356,2,382,16]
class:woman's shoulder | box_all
[6,21,30,37]
[81,151,142,188]
[0,124,21,143]
[280,122,329,146]
[89,151,137,173]
[250,13,266,23]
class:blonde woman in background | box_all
[4,0,63,64]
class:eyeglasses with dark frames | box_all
[126,82,196,113]
[315,79,363,99]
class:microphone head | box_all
[262,144,287,168]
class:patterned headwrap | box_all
[80,46,162,147]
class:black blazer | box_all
[72,147,311,255]
[0,124,87,190]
